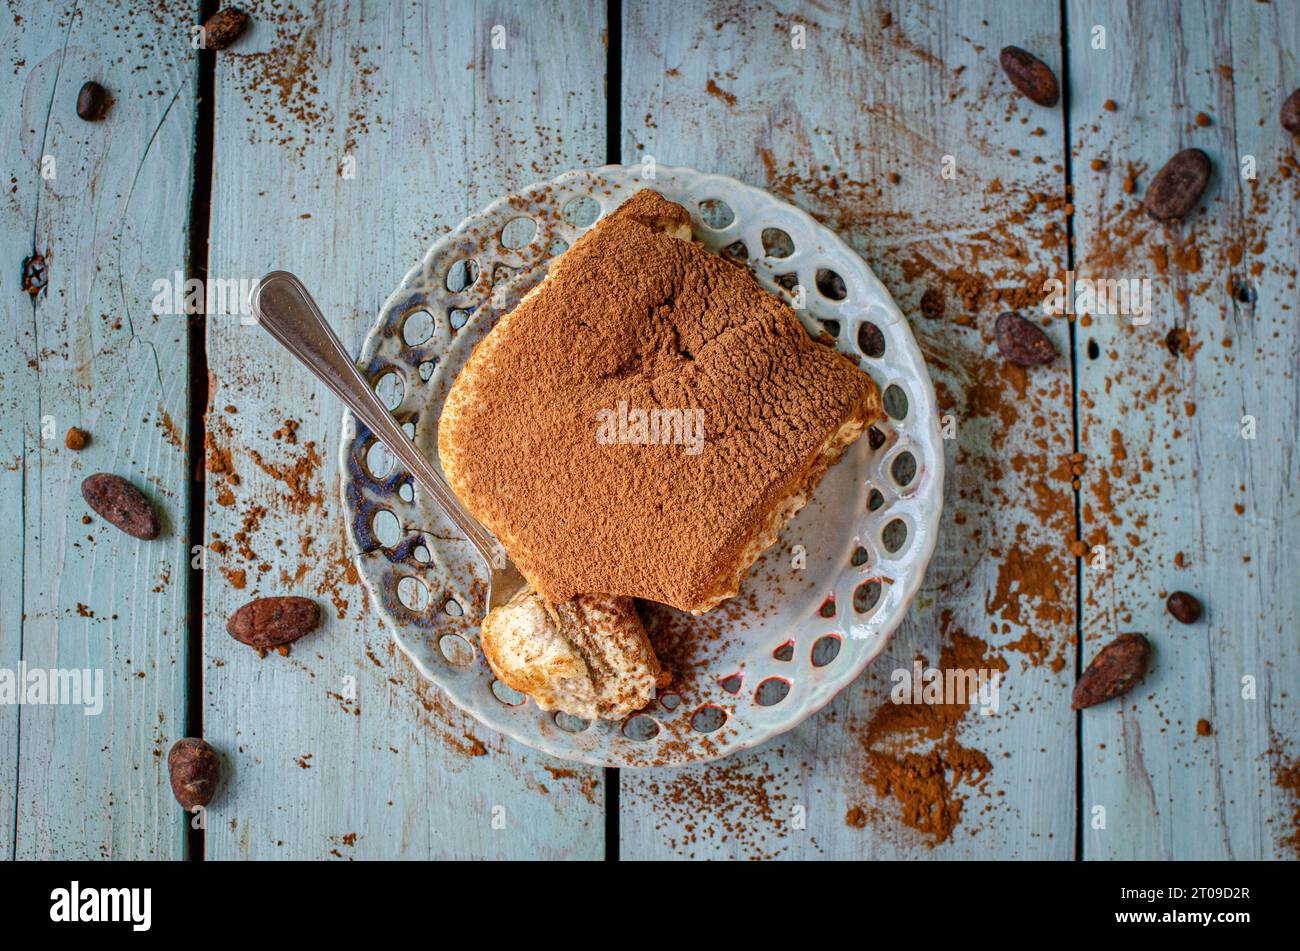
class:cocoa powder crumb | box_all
[920,287,945,319]
[704,78,736,107]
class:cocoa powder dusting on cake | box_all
[440,190,879,611]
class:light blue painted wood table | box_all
[2,0,1296,860]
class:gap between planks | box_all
[185,0,219,863]
[1057,0,1088,864]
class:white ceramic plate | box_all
[340,165,944,767]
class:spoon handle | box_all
[248,271,506,569]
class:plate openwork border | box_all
[340,165,944,767]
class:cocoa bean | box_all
[1072,633,1151,710]
[76,81,110,121]
[203,7,249,51]
[999,46,1060,107]
[168,738,220,810]
[81,473,160,540]
[1144,148,1211,221]
[1281,88,1300,135]
[228,596,320,649]
[1166,591,1203,624]
[995,311,1056,366]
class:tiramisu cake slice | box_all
[438,189,882,718]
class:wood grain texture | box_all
[1070,0,1300,860]
[3,0,1295,863]
[0,0,197,859]
[619,0,1077,859]
[202,0,608,859]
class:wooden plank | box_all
[0,0,198,859]
[203,0,608,859]
[619,0,1077,859]
[1070,0,1300,860]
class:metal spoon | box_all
[248,270,525,613]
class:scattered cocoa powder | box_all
[158,410,183,451]
[1270,740,1300,858]
[844,615,1008,845]
[624,757,796,859]
[704,78,736,107]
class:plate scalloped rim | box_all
[339,164,945,768]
